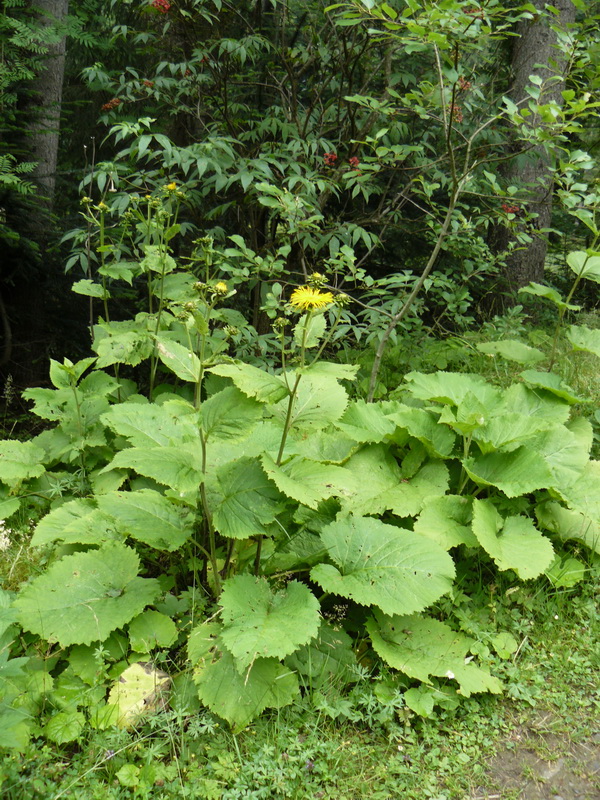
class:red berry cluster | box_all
[501,202,521,215]
[101,98,121,111]
[465,7,484,18]
[143,80,154,88]
[151,0,171,12]
[457,76,472,92]
[348,156,360,168]
[323,152,338,166]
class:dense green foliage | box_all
[1,0,599,782]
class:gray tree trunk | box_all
[492,0,576,294]
[28,0,69,205]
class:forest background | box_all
[0,1,600,797]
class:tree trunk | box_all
[492,0,576,295]
[28,0,69,204]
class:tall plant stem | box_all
[366,194,459,402]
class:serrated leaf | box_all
[499,383,570,423]
[335,400,396,443]
[366,612,502,697]
[285,621,357,689]
[566,250,600,282]
[128,610,178,652]
[293,312,326,349]
[474,414,555,454]
[311,515,455,616]
[286,428,357,463]
[14,543,160,647]
[536,501,600,554]
[413,495,477,549]
[211,457,284,539]
[404,371,502,408]
[529,417,592,490]
[558,460,600,518]
[44,710,86,744]
[104,446,203,494]
[106,662,171,728]
[566,324,600,357]
[273,371,349,431]
[545,555,587,588]
[0,440,45,488]
[95,329,154,368]
[471,499,554,579]
[476,340,545,364]
[96,489,193,551]
[463,446,554,497]
[31,499,120,547]
[219,576,320,670]
[261,453,356,509]
[208,363,289,403]
[193,647,298,732]
[490,632,518,658]
[201,386,263,440]
[101,399,199,447]
[518,282,579,311]
[155,336,201,382]
[385,403,456,457]
[520,370,586,404]
[342,444,448,517]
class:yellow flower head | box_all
[166,182,177,191]
[213,281,228,295]
[289,286,334,311]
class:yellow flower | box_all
[213,281,228,295]
[166,182,177,191]
[289,286,334,311]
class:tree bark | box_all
[492,0,576,295]
[28,0,69,204]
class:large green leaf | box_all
[528,417,592,491]
[96,490,193,551]
[566,250,600,283]
[367,613,502,697]
[285,621,357,690]
[14,543,160,647]
[499,383,570,423]
[463,446,554,497]
[219,576,320,670]
[536,501,600,554]
[273,372,349,431]
[101,399,199,447]
[474,414,555,454]
[518,282,579,312]
[552,460,600,520]
[0,440,45,488]
[335,400,396,443]
[103,445,203,494]
[413,495,477,549]
[208,363,289,403]
[210,457,284,539]
[128,610,178,652]
[404,371,502,408]
[31,499,120,547]
[155,336,201,382]
[476,340,545,364]
[189,623,298,732]
[293,312,327,349]
[311,515,455,616]
[520,371,586,404]
[261,453,356,509]
[201,386,263,440]
[342,444,448,517]
[286,428,357,463]
[385,403,455,457]
[471,499,554,579]
[93,324,154,368]
[566,324,600,357]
